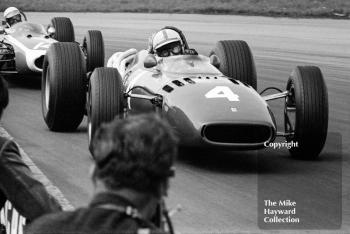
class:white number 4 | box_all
[205,86,239,102]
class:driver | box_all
[149,28,184,57]
[3,7,22,27]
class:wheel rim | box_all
[285,82,296,139]
[45,66,50,111]
[87,84,92,144]
[82,37,88,61]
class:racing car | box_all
[0,10,104,75]
[41,26,328,159]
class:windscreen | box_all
[9,22,46,36]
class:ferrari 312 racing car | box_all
[0,11,104,75]
[42,26,328,159]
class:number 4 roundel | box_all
[205,86,239,101]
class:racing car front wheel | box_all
[210,40,257,90]
[284,66,328,159]
[83,30,105,72]
[42,42,86,131]
[50,17,75,42]
[88,68,124,154]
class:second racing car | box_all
[0,7,104,76]
[41,26,328,159]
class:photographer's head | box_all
[91,114,178,198]
[0,76,9,119]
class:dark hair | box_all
[0,76,9,118]
[92,114,178,197]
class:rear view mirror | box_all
[210,54,220,69]
[1,21,6,26]
[144,54,157,68]
[47,26,55,36]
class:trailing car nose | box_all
[160,76,276,148]
[26,49,46,72]
[6,34,55,73]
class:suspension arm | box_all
[124,93,163,106]
[262,91,289,101]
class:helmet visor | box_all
[156,42,183,57]
[7,14,21,26]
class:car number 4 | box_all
[205,86,239,102]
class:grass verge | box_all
[0,0,350,18]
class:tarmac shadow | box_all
[4,74,41,90]
[257,133,342,229]
[257,132,342,175]
[177,147,259,173]
[177,132,342,175]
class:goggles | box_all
[7,14,21,25]
[156,44,182,57]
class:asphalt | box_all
[2,13,350,233]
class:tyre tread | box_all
[51,17,75,42]
[88,68,124,147]
[85,30,105,72]
[287,66,328,159]
[211,40,257,89]
[42,42,86,131]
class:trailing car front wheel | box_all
[83,30,105,72]
[50,17,75,42]
[42,42,86,131]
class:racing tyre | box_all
[83,30,105,72]
[284,66,328,159]
[88,68,124,153]
[50,17,75,42]
[210,40,257,89]
[42,42,86,131]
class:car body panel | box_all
[1,22,56,74]
[113,49,276,149]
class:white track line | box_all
[0,124,74,211]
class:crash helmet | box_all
[4,7,22,26]
[151,29,184,57]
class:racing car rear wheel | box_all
[83,30,105,72]
[42,42,86,131]
[210,40,257,90]
[50,17,75,42]
[284,66,328,159]
[88,68,124,153]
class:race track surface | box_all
[2,13,350,233]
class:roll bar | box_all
[20,11,27,21]
[161,26,189,49]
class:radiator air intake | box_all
[34,55,45,69]
[203,124,272,144]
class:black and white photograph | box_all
[0,0,348,233]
